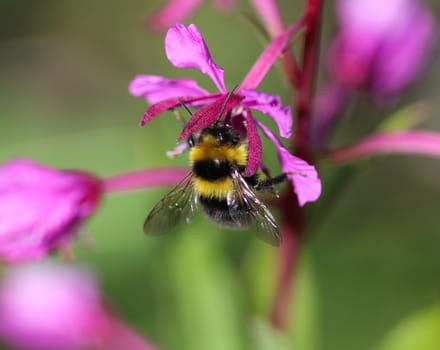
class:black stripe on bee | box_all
[192,159,232,181]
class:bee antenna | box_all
[179,99,193,117]
[217,85,238,122]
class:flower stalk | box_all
[270,189,302,328]
[104,167,188,193]
[295,0,323,159]
[270,0,324,331]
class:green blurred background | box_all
[1,1,440,349]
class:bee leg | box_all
[254,173,287,192]
[260,163,273,180]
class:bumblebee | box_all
[143,122,286,245]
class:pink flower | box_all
[149,0,236,32]
[0,158,102,263]
[327,0,437,97]
[129,23,321,205]
[0,262,156,350]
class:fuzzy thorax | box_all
[189,133,248,199]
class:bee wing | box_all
[143,172,197,235]
[228,169,282,246]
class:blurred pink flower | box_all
[0,262,155,350]
[0,159,102,263]
[327,0,437,97]
[329,130,440,163]
[149,0,235,32]
[129,22,320,205]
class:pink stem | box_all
[103,167,189,193]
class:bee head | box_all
[202,124,241,146]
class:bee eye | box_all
[188,136,196,147]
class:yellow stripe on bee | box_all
[193,176,233,199]
[189,135,248,166]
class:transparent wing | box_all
[228,169,282,246]
[143,172,197,235]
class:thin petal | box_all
[258,122,321,205]
[241,89,292,138]
[243,110,262,176]
[280,149,322,206]
[165,23,227,92]
[178,94,242,140]
[129,75,209,104]
[149,0,203,32]
[329,131,440,163]
[239,19,305,90]
[140,98,183,127]
[140,94,220,127]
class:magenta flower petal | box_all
[258,123,321,206]
[129,75,209,104]
[243,109,263,176]
[241,89,293,138]
[165,23,227,93]
[178,93,242,140]
[140,98,184,127]
[150,0,203,32]
[140,94,220,127]
[0,159,102,263]
[239,19,305,90]
[329,130,440,164]
[280,149,322,206]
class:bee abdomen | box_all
[199,196,249,229]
